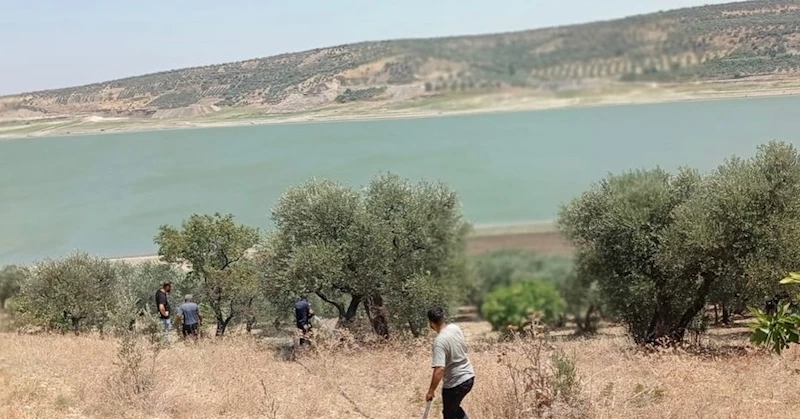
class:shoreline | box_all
[104,221,566,264]
[3,80,800,141]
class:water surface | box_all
[2,96,799,264]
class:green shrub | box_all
[468,250,572,308]
[16,252,118,333]
[0,265,26,309]
[749,272,800,354]
[481,280,566,330]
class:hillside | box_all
[2,0,800,121]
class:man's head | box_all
[184,294,193,303]
[162,282,172,293]
[299,295,307,301]
[427,306,446,332]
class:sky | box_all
[1,0,741,95]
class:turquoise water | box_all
[2,96,800,264]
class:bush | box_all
[749,272,800,354]
[482,280,566,330]
[0,265,25,309]
[468,250,573,308]
[494,326,585,418]
[16,253,118,333]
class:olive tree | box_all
[259,173,469,337]
[560,142,800,344]
[155,213,260,336]
[659,142,800,341]
[560,254,604,335]
[16,253,118,333]
[0,265,26,309]
[111,261,188,331]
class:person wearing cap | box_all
[177,294,202,341]
[155,282,172,339]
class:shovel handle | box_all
[421,400,432,419]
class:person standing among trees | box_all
[425,307,475,419]
[176,294,202,342]
[294,295,314,345]
[155,282,172,339]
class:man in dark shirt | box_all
[155,282,172,340]
[294,295,314,345]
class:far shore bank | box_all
[104,221,571,265]
[3,80,800,141]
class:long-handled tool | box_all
[421,400,432,419]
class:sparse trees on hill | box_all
[155,213,260,336]
[560,141,800,345]
[259,173,469,337]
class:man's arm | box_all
[426,367,445,401]
[426,344,447,401]
[157,294,169,317]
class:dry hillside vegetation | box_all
[2,0,800,120]
[2,322,800,419]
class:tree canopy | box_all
[560,142,800,344]
[155,213,260,336]
[16,253,118,333]
[259,173,469,337]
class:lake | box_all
[2,95,800,264]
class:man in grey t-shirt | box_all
[176,294,202,341]
[425,307,475,419]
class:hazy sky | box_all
[1,0,740,95]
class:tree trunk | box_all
[364,295,390,338]
[329,294,362,328]
[211,300,231,336]
[668,275,716,343]
[345,296,362,322]
[244,297,256,334]
[245,316,256,333]
[577,304,597,335]
[70,315,82,335]
[409,320,421,338]
[721,303,731,325]
[216,317,230,336]
[273,316,282,332]
[713,304,719,325]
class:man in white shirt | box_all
[425,307,475,419]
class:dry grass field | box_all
[2,318,799,419]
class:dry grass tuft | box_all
[2,323,800,418]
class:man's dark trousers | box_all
[442,377,474,419]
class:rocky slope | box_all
[2,0,799,120]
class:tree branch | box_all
[316,291,345,319]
